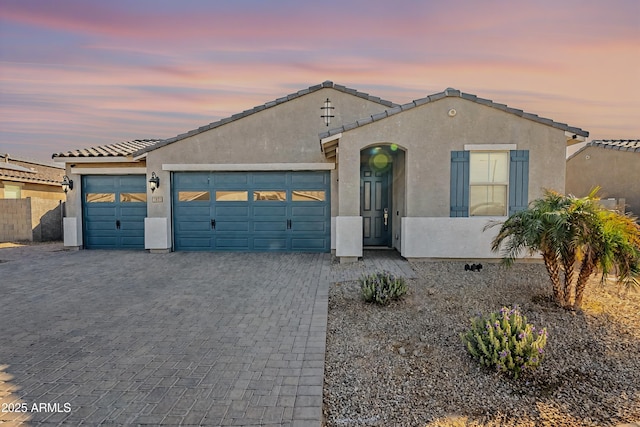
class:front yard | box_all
[323,261,640,426]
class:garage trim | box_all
[163,163,334,171]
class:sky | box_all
[0,0,639,163]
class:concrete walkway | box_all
[0,244,331,426]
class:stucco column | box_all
[335,142,362,261]
[144,158,172,252]
[63,169,83,248]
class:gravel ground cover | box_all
[323,260,640,427]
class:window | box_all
[120,193,147,203]
[3,184,21,199]
[450,150,529,217]
[178,191,210,202]
[292,190,325,202]
[86,193,115,203]
[469,152,508,216]
[215,191,248,201]
[254,191,286,201]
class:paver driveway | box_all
[0,244,329,426]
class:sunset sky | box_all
[1,0,638,163]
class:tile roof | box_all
[320,87,589,140]
[585,139,640,152]
[567,139,640,160]
[0,154,65,185]
[132,81,399,157]
[52,139,161,159]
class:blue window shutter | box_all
[450,151,469,217]
[509,150,529,215]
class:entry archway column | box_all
[335,142,362,262]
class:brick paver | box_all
[0,244,330,426]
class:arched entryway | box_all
[360,143,406,249]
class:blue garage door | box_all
[82,175,147,249]
[173,171,330,252]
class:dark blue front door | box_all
[82,175,146,249]
[361,165,392,246]
[173,171,330,252]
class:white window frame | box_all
[469,151,509,216]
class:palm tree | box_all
[486,189,640,309]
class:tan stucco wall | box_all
[0,181,64,201]
[145,87,390,220]
[336,97,568,217]
[567,147,640,215]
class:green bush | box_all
[360,271,407,305]
[460,305,547,379]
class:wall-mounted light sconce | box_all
[321,98,335,126]
[149,172,160,192]
[61,175,73,193]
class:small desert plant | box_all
[359,271,407,305]
[461,305,547,379]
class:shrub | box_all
[460,305,547,379]
[360,271,407,305]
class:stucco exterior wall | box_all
[336,96,568,218]
[144,87,390,249]
[567,147,640,215]
[0,182,64,201]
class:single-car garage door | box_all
[173,171,330,252]
[82,175,147,249]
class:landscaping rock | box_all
[323,261,640,426]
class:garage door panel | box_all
[121,206,147,217]
[214,173,248,185]
[291,221,327,232]
[291,237,327,250]
[174,172,209,187]
[291,205,327,216]
[174,205,210,216]
[177,221,212,232]
[176,237,212,250]
[254,238,287,250]
[253,205,286,216]
[291,172,328,186]
[254,221,287,232]
[82,175,146,249]
[86,222,116,231]
[216,221,250,232]
[121,236,144,247]
[251,173,287,185]
[215,205,249,217]
[118,176,145,187]
[173,171,329,252]
[215,238,249,250]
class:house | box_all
[566,140,640,216]
[52,81,588,261]
[0,154,66,241]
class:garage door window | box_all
[254,191,286,201]
[179,191,210,202]
[292,190,325,202]
[120,193,146,202]
[86,193,115,203]
[216,191,248,201]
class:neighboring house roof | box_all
[0,154,65,186]
[320,87,589,140]
[52,139,161,159]
[567,139,640,160]
[131,81,399,157]
[585,139,640,152]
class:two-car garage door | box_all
[173,171,330,252]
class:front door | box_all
[361,165,391,246]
